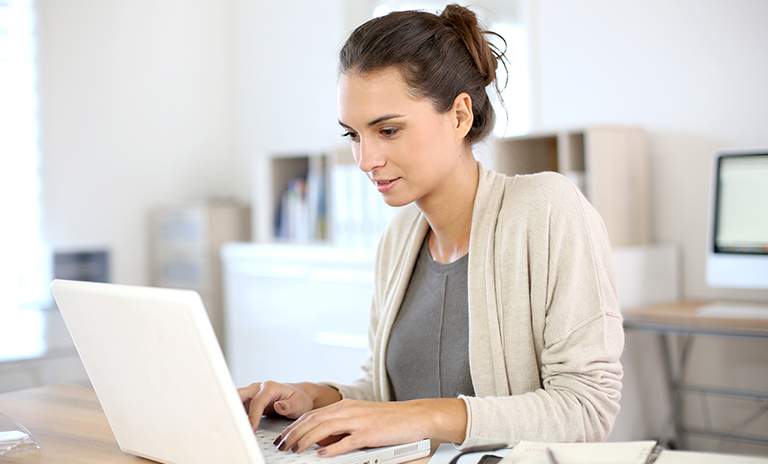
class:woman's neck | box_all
[418,158,479,264]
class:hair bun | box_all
[439,4,499,87]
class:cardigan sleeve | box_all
[460,171,624,447]
[460,314,624,445]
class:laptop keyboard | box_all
[255,429,364,464]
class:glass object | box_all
[0,411,40,457]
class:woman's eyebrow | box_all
[338,114,405,130]
[367,114,405,126]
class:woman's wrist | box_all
[294,382,343,410]
[415,398,468,444]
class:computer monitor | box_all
[705,148,768,290]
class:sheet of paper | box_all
[500,440,658,464]
[654,450,768,464]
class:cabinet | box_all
[150,202,250,351]
[221,243,375,387]
[494,126,650,247]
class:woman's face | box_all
[337,67,471,208]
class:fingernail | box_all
[273,434,283,446]
[291,444,299,453]
[318,449,327,457]
[276,401,287,411]
[277,439,287,451]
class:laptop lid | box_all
[51,279,262,464]
[50,279,429,464]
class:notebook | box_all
[498,440,659,464]
[50,279,430,464]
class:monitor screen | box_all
[706,149,768,289]
[713,153,768,254]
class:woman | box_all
[238,4,624,456]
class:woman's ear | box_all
[451,92,474,141]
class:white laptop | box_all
[50,279,430,464]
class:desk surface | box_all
[0,383,145,463]
[623,301,768,338]
[0,384,435,464]
[3,383,767,463]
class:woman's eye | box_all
[380,128,400,137]
[341,131,359,141]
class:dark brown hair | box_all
[339,4,507,144]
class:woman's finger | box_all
[318,434,369,458]
[278,404,352,453]
[240,381,312,431]
[279,400,415,455]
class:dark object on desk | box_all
[477,454,503,464]
[646,444,664,464]
[448,444,508,464]
[545,447,559,464]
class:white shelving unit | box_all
[259,148,399,249]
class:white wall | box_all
[530,0,768,303]
[234,0,348,241]
[36,0,245,285]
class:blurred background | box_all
[1,0,767,456]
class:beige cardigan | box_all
[329,164,624,447]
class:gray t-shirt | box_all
[385,236,475,401]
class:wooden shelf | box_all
[495,126,650,247]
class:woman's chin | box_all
[380,194,412,208]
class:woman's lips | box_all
[374,178,400,193]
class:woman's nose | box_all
[355,139,386,173]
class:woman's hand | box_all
[237,381,341,432]
[275,398,467,457]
